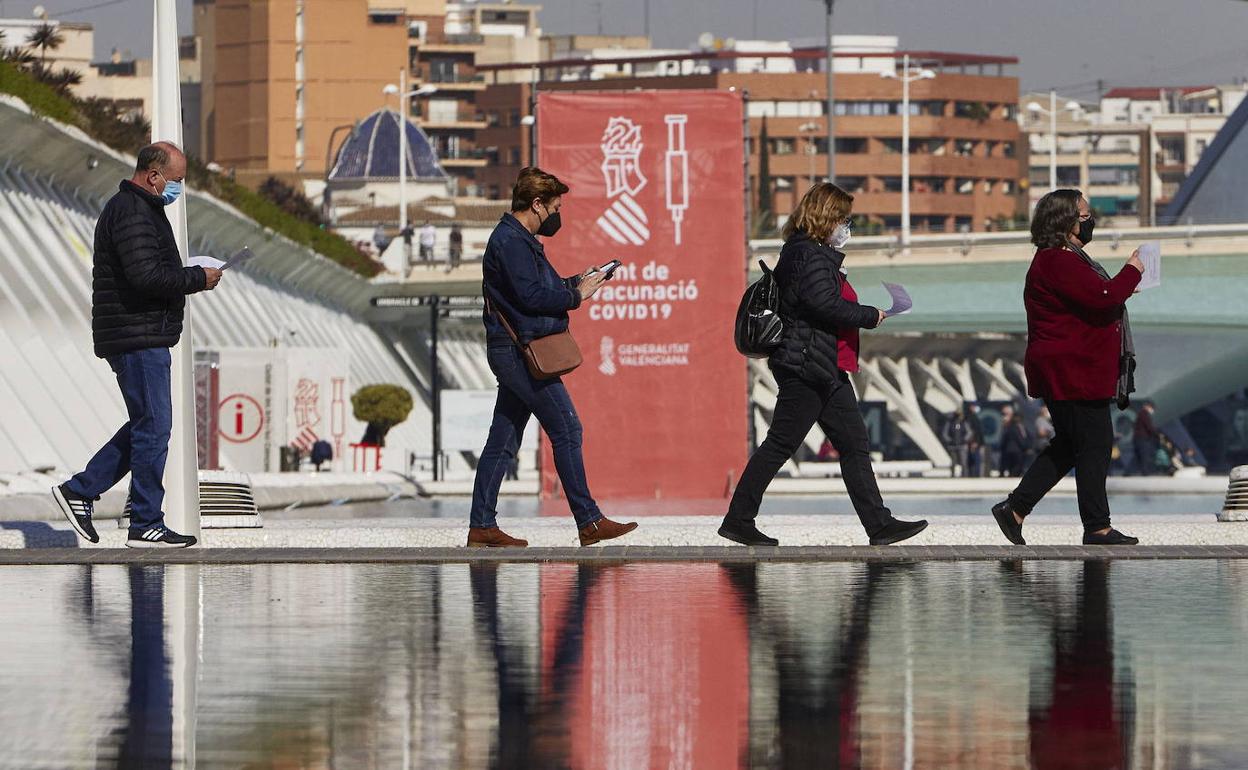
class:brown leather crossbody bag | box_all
[487,297,582,380]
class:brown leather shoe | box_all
[467,526,529,548]
[578,517,639,546]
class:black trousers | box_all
[1007,399,1114,532]
[727,372,893,536]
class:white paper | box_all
[189,246,254,272]
[188,255,224,270]
[881,281,913,316]
[1136,241,1161,290]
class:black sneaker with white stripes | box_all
[126,525,198,549]
[52,484,99,544]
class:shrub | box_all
[351,384,414,447]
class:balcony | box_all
[419,33,485,53]
[423,73,488,92]
[416,113,489,131]
[438,148,489,168]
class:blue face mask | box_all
[160,179,183,206]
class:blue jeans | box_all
[470,344,602,529]
[67,348,173,531]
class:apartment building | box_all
[477,39,1026,233]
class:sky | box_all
[7,0,1248,100]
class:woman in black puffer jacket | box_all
[719,182,929,547]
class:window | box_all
[954,101,991,120]
[1000,180,1015,195]
[427,99,459,123]
[881,176,904,192]
[1089,166,1138,186]
[912,100,947,116]
[923,215,947,232]
[912,176,946,193]
[430,59,457,83]
[369,12,400,25]
[1056,166,1081,186]
[1002,142,1016,158]
[770,138,796,155]
[509,109,521,126]
[509,147,522,165]
[1195,139,1208,160]
[956,178,975,195]
[834,137,867,154]
[834,101,898,116]
[955,216,973,232]
[983,179,994,194]
[838,176,867,193]
[955,139,977,157]
[881,138,903,154]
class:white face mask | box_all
[829,222,852,249]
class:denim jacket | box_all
[482,213,581,345]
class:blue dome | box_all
[329,108,447,181]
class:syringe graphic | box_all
[665,115,689,245]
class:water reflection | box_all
[2,560,1248,768]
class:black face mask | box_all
[536,206,562,237]
[1077,216,1096,245]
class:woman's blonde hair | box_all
[782,182,854,243]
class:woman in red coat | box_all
[992,189,1144,546]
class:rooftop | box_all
[329,108,448,182]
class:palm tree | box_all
[47,67,83,96]
[26,23,65,66]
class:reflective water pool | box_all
[2,560,1247,768]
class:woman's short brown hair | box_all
[511,167,570,212]
[782,182,854,243]
[1030,189,1082,249]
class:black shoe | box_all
[718,520,779,547]
[869,519,928,546]
[126,525,198,549]
[1082,528,1139,546]
[992,500,1026,546]
[52,484,99,544]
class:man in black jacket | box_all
[52,142,222,548]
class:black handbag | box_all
[734,260,784,358]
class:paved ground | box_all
[3,544,1248,565]
[1,513,1246,562]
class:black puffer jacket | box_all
[768,233,880,385]
[91,181,207,358]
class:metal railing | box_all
[749,222,1248,261]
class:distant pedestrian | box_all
[941,408,975,477]
[999,413,1031,477]
[719,182,927,547]
[448,222,463,272]
[419,221,436,261]
[1034,406,1055,451]
[1132,401,1161,476]
[51,142,222,549]
[991,189,1143,547]
[310,439,333,472]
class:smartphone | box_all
[593,259,623,278]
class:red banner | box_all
[537,90,747,501]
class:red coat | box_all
[838,275,861,373]
[1023,247,1141,401]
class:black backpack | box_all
[734,260,784,358]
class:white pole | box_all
[152,0,199,538]
[152,10,201,768]
[399,67,409,276]
[1049,89,1058,190]
[901,54,911,250]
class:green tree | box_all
[351,384,413,447]
[755,115,773,237]
[26,23,64,66]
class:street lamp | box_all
[384,73,438,276]
[881,54,935,249]
[798,121,820,189]
[1027,90,1081,190]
